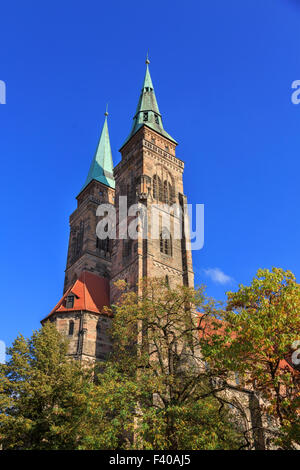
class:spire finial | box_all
[104,103,108,117]
[145,51,150,65]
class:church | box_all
[41,58,194,362]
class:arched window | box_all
[160,229,172,256]
[96,237,110,253]
[165,235,172,256]
[168,182,173,204]
[159,179,163,202]
[163,180,168,203]
[161,179,174,205]
[153,175,163,201]
[68,320,74,336]
[153,175,158,199]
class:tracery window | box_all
[160,228,172,256]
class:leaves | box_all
[1,270,298,449]
[201,267,300,449]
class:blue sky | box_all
[1,0,300,347]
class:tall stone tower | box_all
[43,58,194,363]
[64,112,115,293]
[42,113,115,363]
[110,58,194,303]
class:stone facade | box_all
[110,125,194,303]
[45,62,194,365]
[64,179,115,293]
[50,311,112,364]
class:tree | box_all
[3,271,297,450]
[200,268,300,449]
[0,322,96,450]
[0,287,242,450]
[100,278,243,450]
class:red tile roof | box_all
[41,270,110,323]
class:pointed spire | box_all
[82,110,115,190]
[121,57,177,148]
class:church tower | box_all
[43,58,194,363]
[64,111,115,293]
[41,113,115,363]
[110,58,194,303]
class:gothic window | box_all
[168,182,173,203]
[71,222,84,262]
[143,112,148,122]
[165,275,169,286]
[162,180,174,205]
[163,180,168,203]
[165,235,172,256]
[153,175,158,199]
[68,320,74,336]
[66,295,74,309]
[159,181,163,202]
[160,228,172,256]
[129,175,137,206]
[154,114,159,124]
[153,175,163,201]
[96,237,110,253]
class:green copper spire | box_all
[121,56,177,148]
[82,109,115,190]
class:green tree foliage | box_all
[0,282,243,450]
[0,322,96,449]
[200,268,300,449]
[1,270,298,450]
[99,279,243,450]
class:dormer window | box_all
[154,114,159,124]
[66,294,74,309]
[143,112,148,122]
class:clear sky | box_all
[1,0,300,347]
